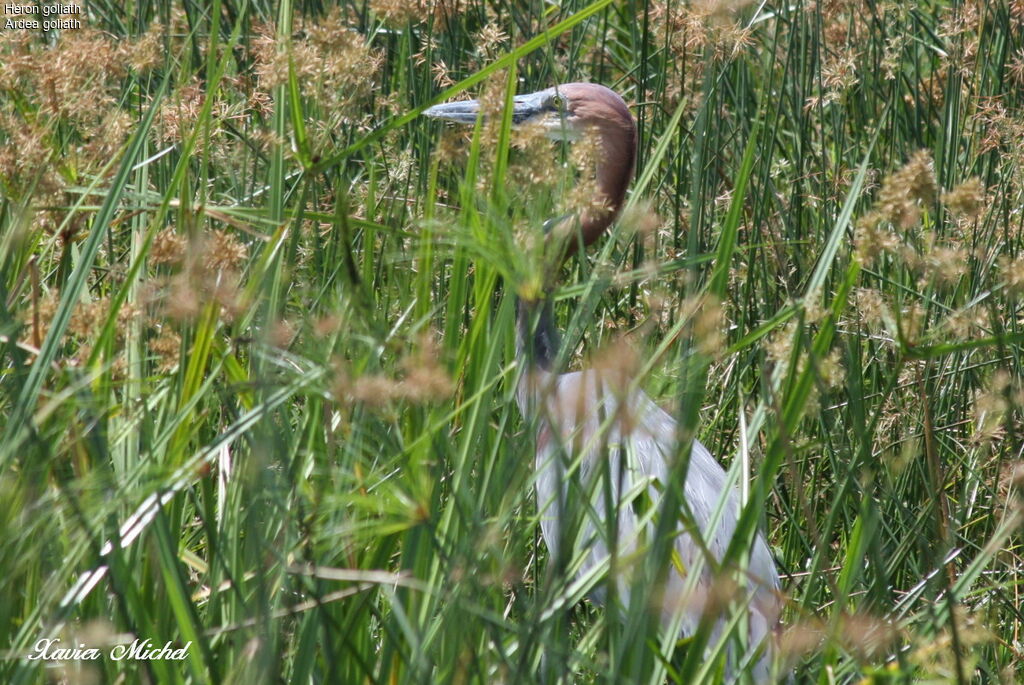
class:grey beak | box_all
[423,99,483,124]
[423,92,549,126]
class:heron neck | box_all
[516,297,559,371]
[578,121,637,246]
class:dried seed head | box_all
[431,58,455,89]
[0,116,62,201]
[269,319,297,348]
[766,320,798,369]
[998,255,1024,296]
[838,613,900,659]
[128,23,164,73]
[313,314,342,338]
[970,372,1010,446]
[678,294,726,357]
[149,329,182,373]
[475,22,508,56]
[509,122,561,193]
[898,302,925,343]
[699,575,740,618]
[210,271,245,322]
[999,460,1024,498]
[249,26,289,90]
[619,198,662,240]
[818,348,845,389]
[1008,48,1024,86]
[909,606,993,676]
[251,13,382,124]
[350,374,404,407]
[923,246,969,286]
[154,81,209,147]
[329,360,352,404]
[336,333,453,408]
[941,177,985,219]
[591,336,641,398]
[433,128,466,165]
[164,272,201,321]
[876,150,937,228]
[854,212,900,264]
[369,0,453,26]
[150,227,188,266]
[19,290,59,349]
[69,297,109,340]
[803,299,827,325]
[398,332,454,403]
[694,295,726,356]
[821,47,859,92]
[778,618,827,660]
[204,229,248,272]
[942,307,986,338]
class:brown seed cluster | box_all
[941,177,985,219]
[151,228,188,266]
[506,121,561,194]
[333,333,454,408]
[368,0,460,27]
[998,255,1024,296]
[73,222,254,377]
[18,291,139,370]
[141,226,249,329]
[970,371,1012,447]
[126,22,164,74]
[997,460,1024,512]
[854,152,982,273]
[155,81,214,149]
[148,329,182,373]
[778,612,900,666]
[807,47,860,110]
[844,146,1015,376]
[589,336,643,433]
[250,11,383,142]
[0,28,139,208]
[205,230,249,272]
[909,606,994,679]
[646,1,754,106]
[9,222,250,379]
[876,150,938,228]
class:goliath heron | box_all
[425,83,781,680]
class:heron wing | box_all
[525,367,780,646]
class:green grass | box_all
[2,0,1023,682]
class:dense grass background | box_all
[2,0,1023,682]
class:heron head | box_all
[424,83,637,250]
[423,82,634,143]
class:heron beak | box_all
[423,92,549,126]
[422,99,483,124]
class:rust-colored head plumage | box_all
[550,83,637,247]
[424,82,637,251]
